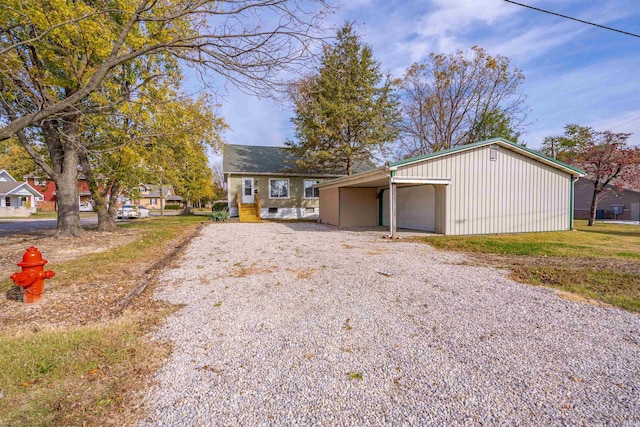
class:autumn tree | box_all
[0,138,39,179]
[0,0,328,236]
[395,46,527,157]
[142,96,226,215]
[286,23,400,175]
[542,124,640,226]
[541,123,593,164]
[468,109,522,144]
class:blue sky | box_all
[203,0,640,159]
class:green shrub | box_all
[212,201,228,212]
[163,204,181,210]
[209,210,229,221]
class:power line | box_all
[609,115,640,130]
[503,0,640,38]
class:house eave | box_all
[224,171,344,178]
[315,166,388,190]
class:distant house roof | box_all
[0,181,20,194]
[140,184,174,197]
[0,169,44,198]
[222,144,373,177]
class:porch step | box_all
[239,203,261,223]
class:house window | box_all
[150,198,157,205]
[268,207,278,214]
[5,197,10,207]
[304,180,321,198]
[269,179,290,199]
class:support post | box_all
[389,180,397,238]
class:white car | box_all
[116,205,150,219]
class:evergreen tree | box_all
[286,23,400,175]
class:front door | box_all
[242,177,255,204]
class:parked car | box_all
[137,205,150,218]
[116,205,150,219]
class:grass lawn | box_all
[0,215,204,426]
[417,220,640,312]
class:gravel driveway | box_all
[140,222,639,426]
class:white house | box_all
[0,169,44,217]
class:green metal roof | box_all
[390,137,586,176]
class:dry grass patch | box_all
[287,268,317,279]
[0,215,205,426]
[229,262,278,278]
[416,220,640,312]
[0,311,173,427]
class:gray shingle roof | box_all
[0,182,22,194]
[223,144,374,176]
[223,144,305,174]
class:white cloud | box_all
[416,0,514,40]
[522,55,640,149]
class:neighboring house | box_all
[136,184,184,209]
[317,138,585,236]
[223,144,364,220]
[0,170,44,217]
[26,175,93,211]
[574,179,640,221]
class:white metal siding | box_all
[396,145,572,235]
[383,185,436,231]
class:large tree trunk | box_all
[52,118,84,237]
[96,207,117,231]
[588,187,600,227]
[107,181,121,220]
[55,164,83,236]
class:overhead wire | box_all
[502,0,640,38]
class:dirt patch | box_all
[0,229,140,274]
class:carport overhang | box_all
[316,167,450,237]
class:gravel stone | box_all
[139,222,640,426]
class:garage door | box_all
[382,185,436,231]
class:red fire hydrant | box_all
[10,247,55,303]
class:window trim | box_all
[268,178,290,199]
[303,179,321,199]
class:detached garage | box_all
[317,138,585,236]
